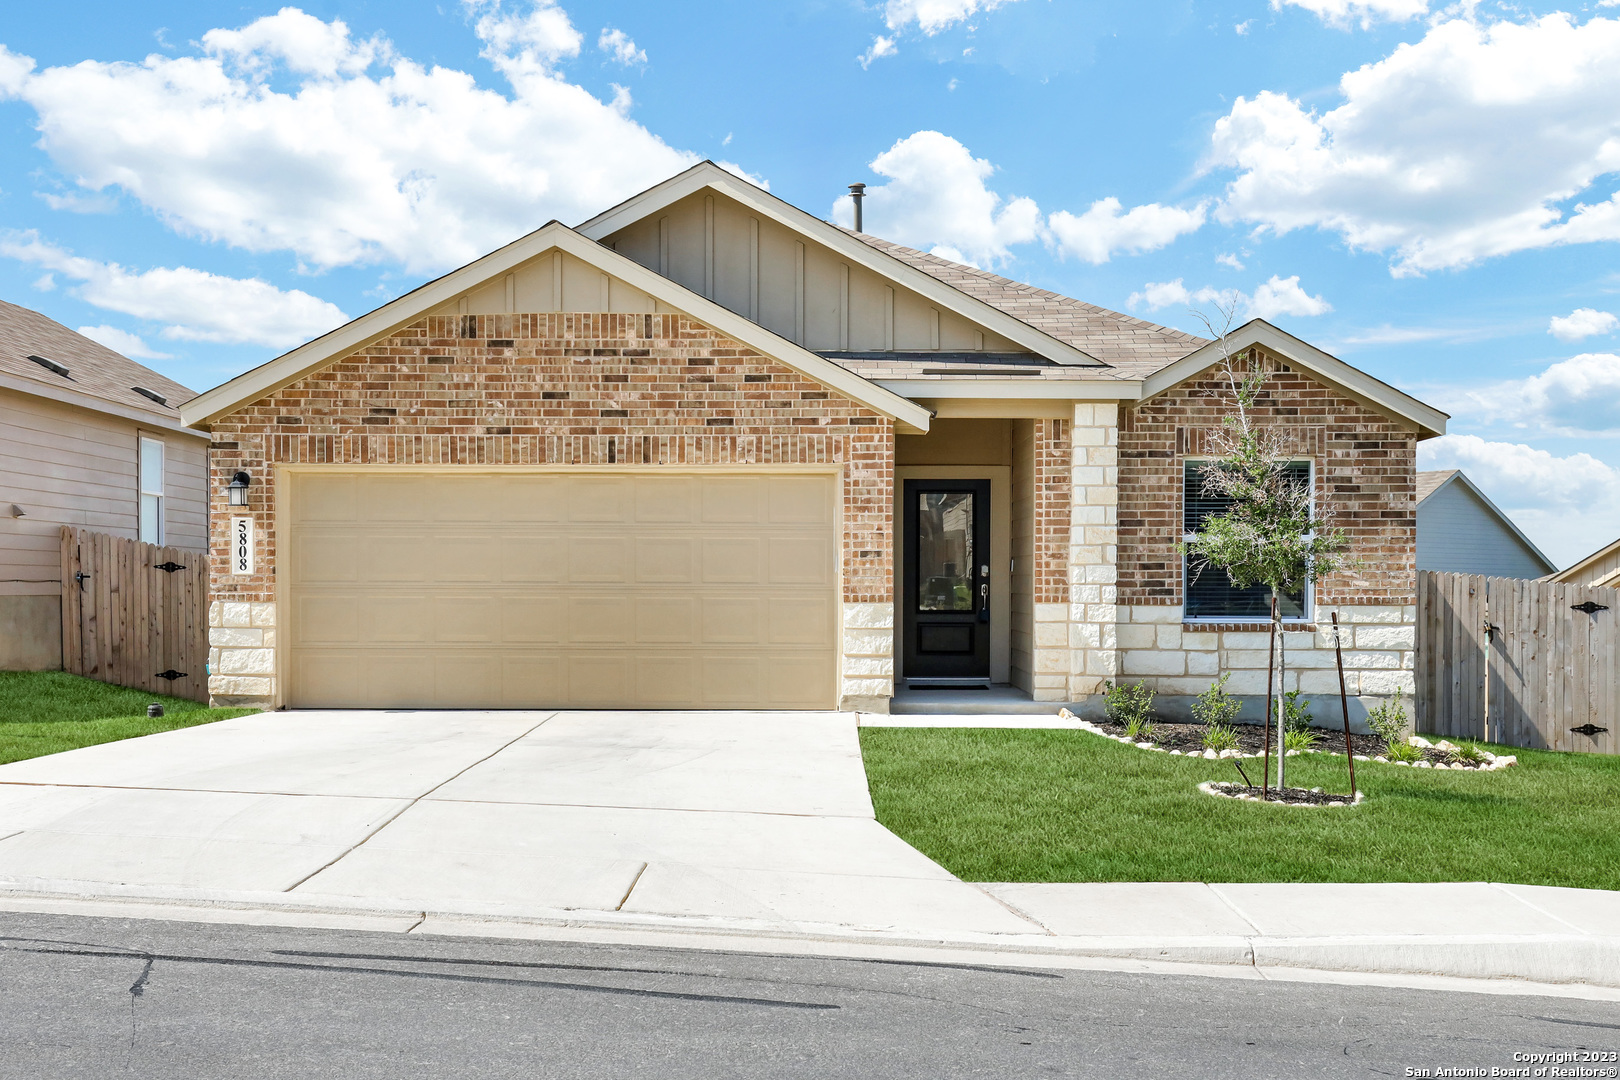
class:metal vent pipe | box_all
[848,183,866,233]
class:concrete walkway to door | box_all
[0,710,1036,937]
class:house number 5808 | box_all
[231,516,254,575]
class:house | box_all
[1,300,208,670]
[1416,469,1554,579]
[180,162,1446,719]
[1547,537,1620,589]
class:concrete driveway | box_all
[0,710,1037,937]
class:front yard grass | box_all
[860,726,1620,890]
[0,671,256,765]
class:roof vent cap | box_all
[27,354,71,379]
[131,386,169,407]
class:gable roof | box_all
[1548,535,1620,587]
[1142,319,1449,439]
[0,299,200,435]
[576,161,1104,368]
[846,233,1206,375]
[179,221,933,434]
[1417,468,1553,573]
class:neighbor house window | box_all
[1183,459,1310,620]
[138,436,164,544]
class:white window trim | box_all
[1181,456,1315,624]
[138,434,165,546]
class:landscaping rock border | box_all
[1198,780,1366,807]
[1058,710,1517,771]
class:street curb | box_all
[3,879,1618,995]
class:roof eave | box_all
[2,368,206,438]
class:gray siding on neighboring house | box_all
[1417,478,1551,579]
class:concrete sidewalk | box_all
[0,710,1617,996]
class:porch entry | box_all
[902,478,991,686]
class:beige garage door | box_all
[284,470,837,709]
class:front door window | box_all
[916,492,974,612]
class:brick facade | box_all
[205,312,895,709]
[1117,347,1417,608]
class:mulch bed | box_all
[1200,781,1362,807]
[1086,718,1500,768]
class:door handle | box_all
[979,582,989,623]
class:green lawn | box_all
[860,727,1620,890]
[0,671,256,765]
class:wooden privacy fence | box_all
[1417,570,1618,754]
[59,526,210,703]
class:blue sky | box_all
[2,0,1619,565]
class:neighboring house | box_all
[1547,537,1620,589]
[1415,469,1554,579]
[181,162,1446,719]
[0,301,208,670]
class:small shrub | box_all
[1364,687,1409,744]
[1202,722,1240,752]
[1452,742,1487,765]
[1283,726,1321,753]
[1282,689,1314,734]
[1192,674,1243,728]
[1385,738,1423,763]
[1104,681,1156,740]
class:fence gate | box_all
[1417,570,1617,754]
[59,526,210,703]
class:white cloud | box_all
[1235,20,1253,35]
[77,325,172,360]
[1216,252,1246,270]
[859,35,898,68]
[0,5,697,273]
[1127,275,1330,321]
[1046,198,1207,265]
[1,232,348,348]
[831,131,1039,267]
[1208,14,1620,276]
[1248,274,1333,319]
[597,28,646,66]
[882,0,1022,35]
[1549,307,1619,342]
[1270,0,1428,30]
[1419,434,1620,567]
[1453,351,1620,438]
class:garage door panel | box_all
[286,471,837,709]
[635,476,697,522]
[701,597,762,644]
[769,537,832,584]
[360,596,434,642]
[501,595,562,643]
[567,596,630,644]
[568,537,631,583]
[634,537,695,583]
[770,476,832,523]
[769,598,833,645]
[702,538,762,583]
[294,533,359,584]
[636,597,696,643]
[702,477,765,523]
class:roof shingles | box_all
[0,300,194,419]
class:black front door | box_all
[902,479,991,683]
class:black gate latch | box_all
[153,561,187,573]
[1571,601,1609,614]
[154,670,188,681]
[1571,724,1608,738]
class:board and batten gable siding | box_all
[600,189,1025,354]
[0,387,207,669]
[203,311,897,710]
[1417,479,1552,579]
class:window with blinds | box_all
[1183,459,1309,620]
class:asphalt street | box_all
[1,911,1616,1079]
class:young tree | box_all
[1180,302,1353,795]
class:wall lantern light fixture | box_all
[227,471,252,507]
